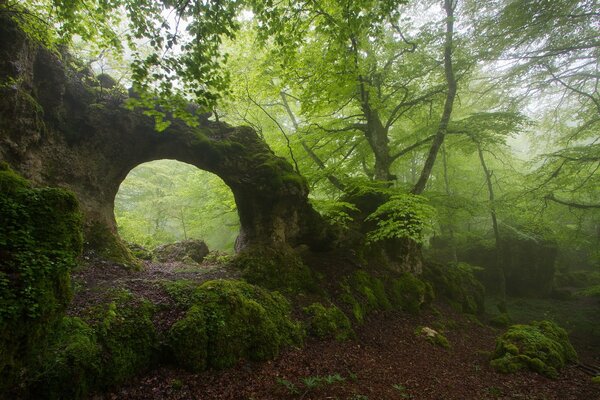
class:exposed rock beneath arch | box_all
[0,15,330,266]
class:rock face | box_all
[0,15,330,265]
[154,240,210,264]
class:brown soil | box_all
[70,256,600,400]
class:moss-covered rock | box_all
[126,241,153,261]
[168,280,303,371]
[415,326,450,349]
[94,290,158,385]
[31,291,158,398]
[303,303,354,341]
[490,320,577,378]
[30,317,101,400]
[85,222,141,269]
[423,262,485,315]
[153,239,209,264]
[233,246,318,294]
[389,273,434,314]
[0,164,82,396]
[339,270,392,323]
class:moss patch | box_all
[303,303,354,341]
[389,273,434,314]
[86,222,141,269]
[0,164,82,396]
[490,320,577,378]
[339,270,392,323]
[233,246,318,294]
[168,280,303,371]
[423,262,485,315]
[31,290,158,398]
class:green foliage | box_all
[276,373,346,397]
[168,280,303,371]
[490,320,578,378]
[303,303,354,341]
[365,194,436,244]
[592,376,600,384]
[115,160,239,252]
[233,246,318,294]
[0,165,82,395]
[422,262,485,315]
[389,273,434,314]
[310,199,358,229]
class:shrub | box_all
[490,320,577,378]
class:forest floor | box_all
[70,255,600,400]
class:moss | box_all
[29,291,158,398]
[423,262,485,315]
[125,241,153,261]
[168,280,303,371]
[592,376,600,384]
[31,317,101,400]
[389,273,434,314]
[303,303,354,341]
[93,290,158,386]
[162,279,198,308]
[489,313,512,328]
[86,222,141,269]
[168,305,208,372]
[233,246,318,294]
[490,320,577,378]
[338,270,393,323]
[415,326,450,349]
[0,166,82,396]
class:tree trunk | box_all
[477,142,506,300]
[412,0,457,195]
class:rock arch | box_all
[0,15,329,265]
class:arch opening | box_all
[114,160,240,253]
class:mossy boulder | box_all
[415,326,450,349]
[339,270,392,323]
[31,291,158,399]
[303,303,354,341]
[389,272,434,314]
[490,320,577,378]
[0,164,82,396]
[126,241,153,261]
[30,317,101,400]
[153,239,209,264]
[168,280,303,371]
[423,262,485,314]
[233,246,318,294]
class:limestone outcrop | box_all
[0,14,329,265]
